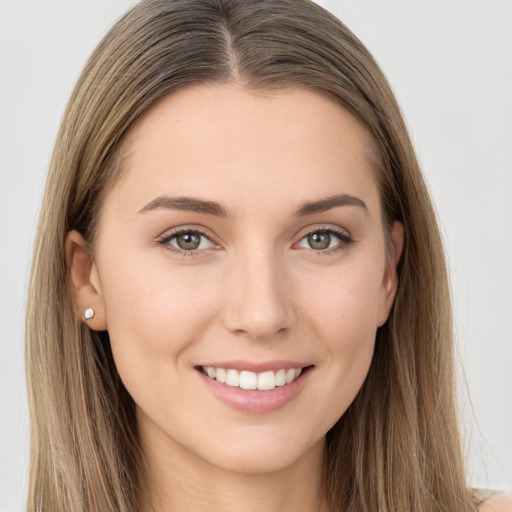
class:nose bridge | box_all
[223,243,295,340]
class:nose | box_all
[222,247,297,341]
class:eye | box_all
[296,228,353,253]
[159,229,217,254]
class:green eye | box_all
[296,227,353,253]
[175,232,202,250]
[307,231,331,250]
[161,229,216,253]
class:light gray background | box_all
[1,1,511,510]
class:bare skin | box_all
[479,494,512,512]
[66,84,509,511]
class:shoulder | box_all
[478,493,512,512]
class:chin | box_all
[194,428,326,475]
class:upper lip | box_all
[197,360,312,373]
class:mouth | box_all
[195,362,314,414]
[195,363,313,413]
[198,365,310,391]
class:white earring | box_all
[84,307,95,320]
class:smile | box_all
[201,366,302,391]
[197,363,313,413]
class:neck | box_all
[139,419,330,512]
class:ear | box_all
[377,221,404,327]
[65,230,107,330]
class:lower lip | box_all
[197,367,312,414]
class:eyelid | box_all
[156,225,222,256]
[155,223,355,258]
[293,224,355,254]
[157,224,219,243]
[294,223,352,242]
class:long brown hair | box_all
[26,1,477,510]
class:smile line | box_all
[199,366,308,391]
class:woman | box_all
[25,0,510,511]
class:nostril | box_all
[222,267,297,340]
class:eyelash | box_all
[298,226,355,256]
[157,226,355,258]
[157,227,218,258]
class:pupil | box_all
[177,232,200,250]
[308,231,330,250]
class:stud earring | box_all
[84,307,95,320]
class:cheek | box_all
[98,250,220,390]
[296,258,384,422]
[302,257,384,349]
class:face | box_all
[69,84,402,476]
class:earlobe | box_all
[65,230,107,330]
[377,221,404,327]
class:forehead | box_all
[105,84,381,220]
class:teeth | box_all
[257,370,275,390]
[225,369,240,387]
[240,370,257,390]
[216,367,226,383]
[275,369,286,387]
[202,366,304,390]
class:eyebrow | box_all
[137,195,229,217]
[293,193,369,216]
[137,193,368,218]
